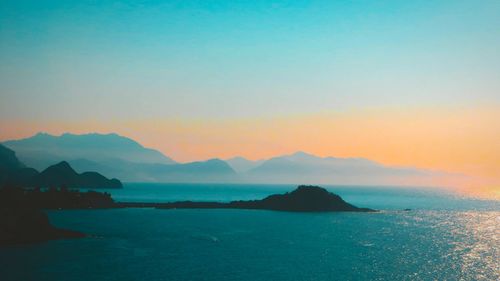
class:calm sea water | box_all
[1,183,499,281]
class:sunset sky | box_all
[1,1,499,193]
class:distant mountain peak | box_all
[226,156,249,161]
[52,160,72,169]
[42,161,78,176]
[35,132,51,136]
[286,151,378,164]
[31,132,55,139]
[205,158,225,163]
[292,151,312,156]
[3,132,176,169]
[225,156,264,173]
[290,151,316,158]
[0,144,25,171]
[282,151,319,162]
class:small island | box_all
[122,185,376,212]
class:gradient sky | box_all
[1,1,499,193]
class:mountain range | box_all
[2,132,451,186]
[225,157,264,173]
[0,144,121,188]
[3,132,175,170]
[3,133,236,183]
[240,151,446,185]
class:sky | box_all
[1,1,499,193]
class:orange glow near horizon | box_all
[1,105,499,196]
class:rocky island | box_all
[123,185,375,212]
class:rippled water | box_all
[84,183,499,211]
[0,184,498,281]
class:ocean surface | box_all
[1,183,499,281]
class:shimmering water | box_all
[85,183,499,211]
[1,184,498,281]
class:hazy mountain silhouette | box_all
[0,144,34,186]
[3,132,176,171]
[0,143,25,171]
[225,156,264,173]
[3,133,237,183]
[3,133,452,185]
[0,144,121,188]
[62,157,236,182]
[243,151,444,185]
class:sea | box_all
[1,183,499,281]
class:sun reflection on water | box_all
[449,211,499,280]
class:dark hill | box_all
[34,161,122,188]
[35,161,79,187]
[144,185,375,212]
[79,172,122,189]
[241,185,371,212]
[0,144,25,171]
[0,144,122,189]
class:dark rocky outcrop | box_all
[122,186,375,212]
[0,187,96,246]
[0,206,85,246]
[232,185,374,212]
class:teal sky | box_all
[1,0,499,121]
